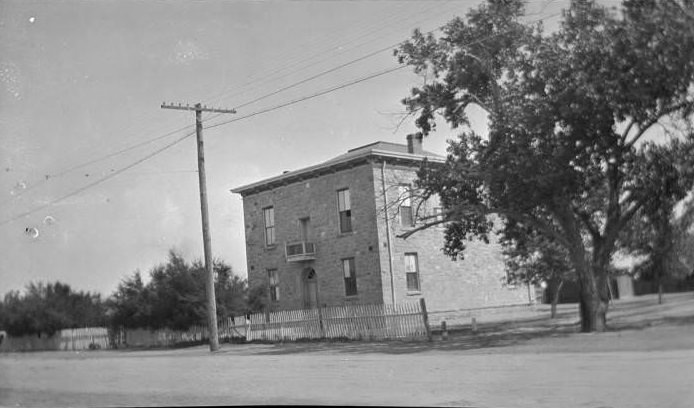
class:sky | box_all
[0,0,570,297]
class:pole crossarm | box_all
[161,102,236,114]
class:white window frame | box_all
[405,253,420,292]
[337,188,352,233]
[342,258,357,297]
[268,269,279,302]
[263,206,275,247]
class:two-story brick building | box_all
[231,135,530,313]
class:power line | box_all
[207,6,560,125]
[231,45,399,111]
[199,0,458,110]
[0,124,195,208]
[0,131,196,227]
[0,9,563,227]
[1,1,451,204]
[0,66,404,227]
[206,11,563,131]
[203,0,555,113]
[202,10,459,124]
[204,65,407,130]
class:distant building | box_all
[231,135,531,312]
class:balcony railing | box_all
[285,240,316,262]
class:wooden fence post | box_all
[317,305,325,339]
[245,314,250,342]
[419,298,432,342]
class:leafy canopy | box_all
[396,0,694,329]
[0,282,106,337]
[107,250,247,330]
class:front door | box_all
[303,268,318,309]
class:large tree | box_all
[0,282,106,337]
[107,250,247,330]
[396,0,694,331]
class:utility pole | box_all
[161,102,235,352]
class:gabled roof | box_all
[231,141,445,196]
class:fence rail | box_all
[246,300,429,342]
[1,300,431,352]
[0,327,111,352]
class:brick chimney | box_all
[406,133,424,155]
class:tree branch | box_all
[626,100,694,148]
[574,207,601,241]
[620,118,636,146]
[397,219,448,239]
[397,202,573,250]
[503,210,571,250]
[456,93,493,116]
[606,193,650,253]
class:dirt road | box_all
[2,294,694,407]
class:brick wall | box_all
[241,164,385,311]
[371,162,531,313]
[240,158,531,313]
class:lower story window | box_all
[405,253,420,292]
[342,258,357,296]
[268,269,279,302]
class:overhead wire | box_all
[199,0,455,109]
[1,7,562,227]
[206,9,563,131]
[202,1,467,123]
[0,131,196,227]
[205,7,563,129]
[204,0,558,123]
[0,124,195,209]
[4,0,555,209]
[205,65,408,131]
[2,0,449,205]
[206,0,555,113]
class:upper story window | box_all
[405,253,420,292]
[399,185,414,227]
[342,258,357,297]
[263,206,275,246]
[337,188,352,233]
[298,217,310,241]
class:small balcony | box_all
[285,240,316,262]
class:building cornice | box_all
[231,149,445,197]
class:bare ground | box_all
[1,293,694,407]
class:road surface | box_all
[2,322,694,407]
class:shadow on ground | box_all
[241,322,579,356]
[235,304,694,356]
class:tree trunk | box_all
[577,269,609,332]
[551,280,564,319]
[658,279,663,305]
[553,201,611,332]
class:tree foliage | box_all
[107,250,248,330]
[622,195,694,284]
[502,226,574,287]
[0,282,106,337]
[396,0,694,331]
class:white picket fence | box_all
[1,301,431,351]
[125,301,430,344]
[245,301,430,342]
[59,327,110,350]
[123,318,248,348]
[0,327,111,352]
